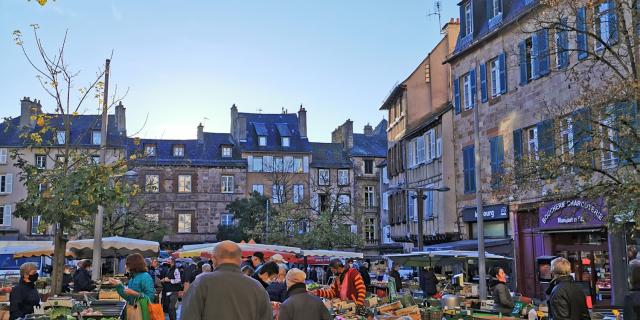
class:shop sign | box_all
[539,198,607,229]
[462,204,509,222]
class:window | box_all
[253,157,263,172]
[425,129,436,160]
[318,169,330,185]
[464,1,473,36]
[92,130,101,145]
[382,166,389,184]
[490,58,500,97]
[294,157,303,173]
[144,144,156,156]
[519,38,534,85]
[364,217,376,243]
[555,18,570,69]
[526,126,539,160]
[35,155,46,169]
[520,30,551,82]
[601,111,619,169]
[364,159,374,174]
[319,194,329,212]
[490,0,501,18]
[221,146,232,157]
[91,155,100,164]
[284,156,294,173]
[30,215,42,235]
[145,175,160,193]
[0,205,11,226]
[576,7,588,60]
[595,1,618,50]
[252,184,264,195]
[364,186,375,207]
[56,131,66,144]
[178,175,192,193]
[145,214,159,222]
[408,191,416,221]
[263,156,273,172]
[274,157,284,172]
[415,136,425,164]
[221,175,234,193]
[221,213,234,227]
[173,145,184,157]
[382,192,389,210]
[338,194,350,210]
[461,71,476,110]
[293,184,304,203]
[424,189,434,218]
[272,184,284,204]
[0,148,7,164]
[281,137,290,147]
[560,117,575,159]
[0,174,13,194]
[463,146,476,193]
[338,169,349,186]
[177,213,192,233]
[489,136,505,188]
[258,136,267,146]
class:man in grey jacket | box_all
[278,268,331,320]
[180,241,272,320]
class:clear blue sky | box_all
[0,0,458,142]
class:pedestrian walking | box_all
[160,257,182,320]
[547,257,590,320]
[180,241,272,320]
[624,259,640,320]
[278,268,331,320]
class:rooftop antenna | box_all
[202,117,209,126]
[257,108,263,113]
[427,0,443,33]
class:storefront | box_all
[461,204,512,257]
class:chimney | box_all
[230,104,238,141]
[20,97,42,128]
[197,123,204,144]
[363,123,373,136]
[298,105,307,139]
[115,101,126,135]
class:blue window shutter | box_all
[463,146,476,193]
[460,4,467,37]
[454,77,461,114]
[490,136,504,188]
[531,33,539,79]
[470,68,477,108]
[557,18,569,69]
[480,63,488,103]
[537,119,556,156]
[519,41,528,86]
[573,108,593,153]
[486,0,494,20]
[513,129,523,161]
[499,52,507,93]
[469,147,475,192]
[577,7,588,60]
[608,0,618,44]
[538,29,550,76]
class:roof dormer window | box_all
[463,1,473,36]
[92,130,101,145]
[281,137,290,147]
[258,136,267,147]
[145,144,156,156]
[173,144,185,157]
[222,146,232,157]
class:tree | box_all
[222,192,269,242]
[9,26,135,294]
[500,0,640,228]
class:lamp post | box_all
[472,98,487,300]
[413,186,450,252]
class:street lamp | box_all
[412,186,450,252]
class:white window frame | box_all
[221,175,234,193]
[145,144,156,156]
[318,169,330,186]
[284,156,294,173]
[415,136,425,165]
[0,204,12,226]
[527,127,539,160]
[0,148,7,164]
[294,157,303,173]
[35,154,46,169]
[221,213,234,227]
[364,217,376,242]
[272,184,284,204]
[253,157,263,172]
[274,157,284,172]
[92,130,101,145]
[281,137,290,147]
[177,213,192,233]
[382,166,389,184]
[178,175,192,193]
[258,136,267,146]
[221,146,232,158]
[338,194,350,210]
[173,145,185,157]
[601,113,619,169]
[0,174,13,194]
[464,1,473,36]
[490,58,501,98]
[56,131,66,145]
[263,156,274,172]
[560,117,574,157]
[145,175,160,193]
[463,73,473,110]
[365,186,375,207]
[252,184,264,195]
[30,215,42,235]
[492,0,502,17]
[337,169,349,186]
[293,184,304,204]
[425,129,436,161]
[408,191,417,221]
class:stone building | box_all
[0,98,127,240]
[380,19,460,251]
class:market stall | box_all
[13,236,160,259]
[173,242,301,260]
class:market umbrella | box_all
[174,243,301,260]
[13,247,74,259]
[301,249,364,259]
[67,236,160,259]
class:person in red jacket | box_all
[312,259,366,306]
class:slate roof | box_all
[450,0,537,60]
[310,142,352,169]
[126,132,246,167]
[239,113,311,153]
[0,114,126,148]
[349,119,387,158]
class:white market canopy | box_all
[175,243,301,258]
[384,250,512,267]
[301,249,364,259]
[13,236,160,259]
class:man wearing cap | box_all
[279,268,331,320]
[312,259,367,306]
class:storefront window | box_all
[470,221,508,238]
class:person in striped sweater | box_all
[311,259,367,306]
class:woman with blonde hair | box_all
[9,262,40,320]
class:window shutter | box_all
[480,63,488,103]
[303,156,309,173]
[573,108,593,153]
[557,18,569,69]
[486,0,494,20]
[537,119,556,156]
[429,131,436,160]
[576,7,588,60]
[518,41,528,86]
[0,149,7,164]
[513,129,523,161]
[5,174,12,194]
[2,205,11,226]
[459,5,467,37]
[608,0,618,44]
[454,77,461,114]
[436,137,442,158]
[470,68,477,108]
[498,52,507,93]
[538,29,550,76]
[247,155,253,172]
[531,33,539,79]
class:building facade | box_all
[381,20,460,251]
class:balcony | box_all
[365,239,379,246]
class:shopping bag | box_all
[148,301,165,320]
[127,297,150,320]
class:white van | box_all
[0,241,52,280]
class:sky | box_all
[0,0,458,142]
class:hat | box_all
[286,268,306,289]
[270,254,288,264]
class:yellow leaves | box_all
[71,199,79,206]
[29,133,43,144]
[37,0,47,6]
[72,112,78,116]
[133,137,141,146]
[129,154,137,160]
[36,117,45,127]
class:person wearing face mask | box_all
[73,260,96,292]
[312,259,366,306]
[160,257,182,320]
[252,261,279,290]
[489,267,514,314]
[109,253,155,319]
[61,265,73,293]
[9,262,40,320]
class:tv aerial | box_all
[427,0,443,33]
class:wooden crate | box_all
[377,300,402,313]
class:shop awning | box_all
[301,250,363,259]
[384,250,512,267]
[13,236,160,259]
[420,238,512,251]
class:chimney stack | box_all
[20,97,42,129]
[115,101,126,135]
[230,104,238,141]
[363,123,373,136]
[197,123,204,144]
[298,105,307,139]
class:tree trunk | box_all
[50,228,67,295]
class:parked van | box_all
[0,241,52,280]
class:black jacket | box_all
[489,279,514,314]
[267,281,287,302]
[61,273,73,293]
[252,274,270,289]
[389,269,403,290]
[9,279,40,320]
[624,290,640,320]
[73,269,96,292]
[420,270,438,296]
[358,266,371,287]
[278,283,331,320]
[546,276,591,320]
